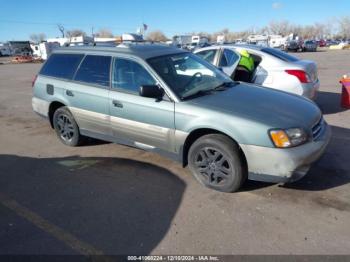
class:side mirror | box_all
[139,85,164,99]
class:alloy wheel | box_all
[56,114,75,142]
[193,147,232,186]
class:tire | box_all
[53,106,84,146]
[188,134,247,193]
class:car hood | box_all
[188,83,321,129]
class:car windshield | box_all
[147,52,233,100]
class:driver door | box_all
[109,57,176,152]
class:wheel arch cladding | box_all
[48,101,66,128]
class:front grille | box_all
[312,117,324,140]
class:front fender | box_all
[175,103,274,147]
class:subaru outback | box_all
[32,44,331,192]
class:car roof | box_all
[53,43,187,60]
[227,44,265,51]
[196,44,266,52]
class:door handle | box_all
[112,100,123,108]
[66,90,74,97]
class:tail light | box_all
[32,75,37,87]
[285,70,311,83]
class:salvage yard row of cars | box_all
[32,43,330,192]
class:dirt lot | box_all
[0,50,350,255]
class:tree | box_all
[29,33,46,43]
[146,30,168,42]
[57,24,65,38]
[95,28,114,38]
[268,20,292,36]
[66,29,86,38]
[338,16,350,39]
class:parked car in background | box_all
[9,41,32,56]
[194,45,320,99]
[302,40,317,52]
[318,39,327,47]
[0,42,12,56]
[285,39,303,52]
[32,44,330,192]
[326,39,340,46]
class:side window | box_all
[219,49,240,67]
[74,55,111,87]
[112,58,156,93]
[195,49,217,64]
[40,53,84,79]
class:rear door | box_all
[108,57,175,152]
[67,54,112,135]
[217,48,241,77]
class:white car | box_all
[194,45,320,99]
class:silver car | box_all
[32,44,330,192]
[194,45,320,99]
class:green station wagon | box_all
[32,44,331,192]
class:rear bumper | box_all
[302,80,320,100]
[240,123,331,183]
[32,97,49,118]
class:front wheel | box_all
[53,106,85,146]
[188,134,247,192]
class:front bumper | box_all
[240,123,331,183]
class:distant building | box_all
[172,35,192,46]
[94,37,118,44]
[121,33,143,42]
[191,35,209,44]
[268,35,288,48]
[69,36,94,46]
[47,37,69,46]
[247,34,269,45]
[217,35,225,44]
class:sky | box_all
[0,0,350,41]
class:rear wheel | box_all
[188,134,246,192]
[53,106,84,146]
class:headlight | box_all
[269,128,308,148]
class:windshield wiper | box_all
[181,89,213,100]
[213,81,239,90]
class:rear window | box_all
[40,53,84,79]
[261,47,299,62]
[74,55,111,87]
[196,49,217,64]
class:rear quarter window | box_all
[40,53,84,79]
[261,47,299,62]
